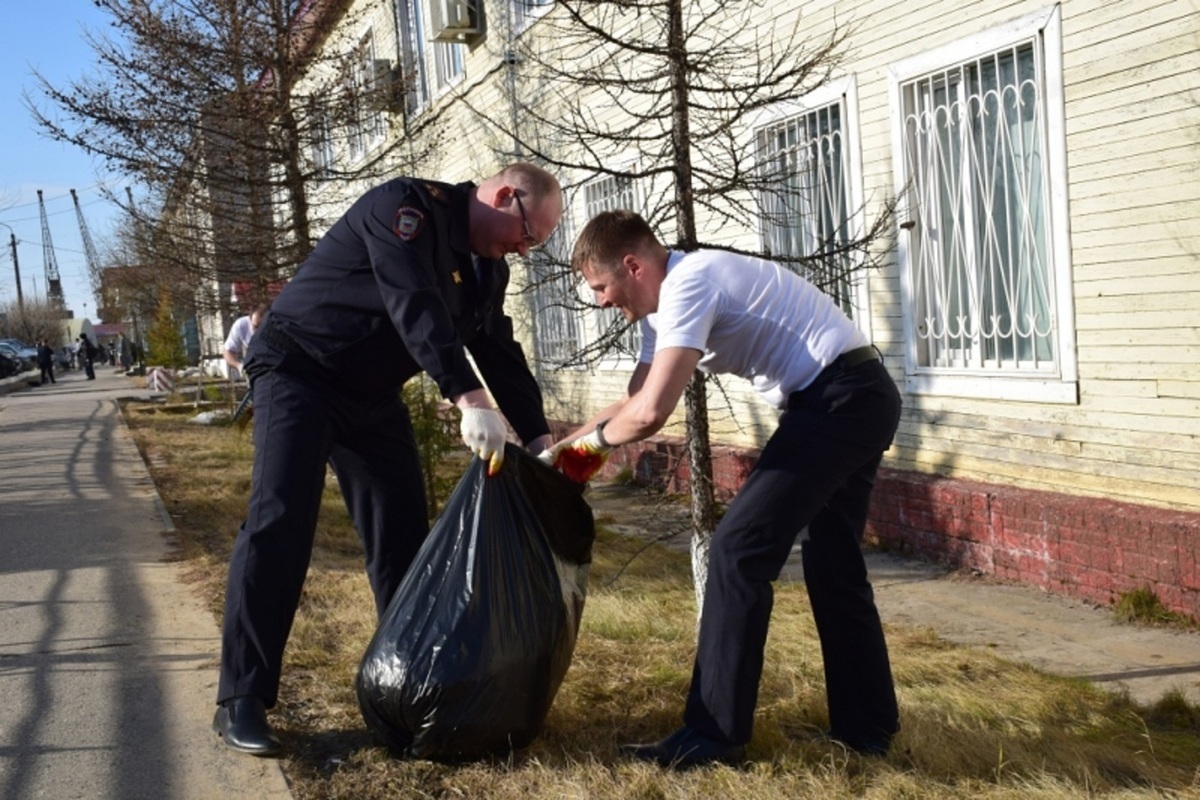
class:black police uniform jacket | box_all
[259,177,550,445]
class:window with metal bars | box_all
[344,33,386,162]
[900,40,1056,373]
[529,224,584,366]
[755,101,855,317]
[582,174,641,359]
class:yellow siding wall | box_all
[315,0,1200,511]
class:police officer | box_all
[213,162,564,756]
[547,210,902,768]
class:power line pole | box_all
[0,221,21,311]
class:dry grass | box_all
[122,402,1200,799]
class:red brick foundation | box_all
[562,425,1200,621]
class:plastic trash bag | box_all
[356,443,595,760]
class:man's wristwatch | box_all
[594,420,611,448]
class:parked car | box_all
[0,342,35,373]
[0,351,18,378]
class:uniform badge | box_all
[423,183,446,202]
[451,270,462,284]
[393,206,425,241]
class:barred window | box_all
[892,8,1077,402]
[756,100,854,316]
[582,175,641,359]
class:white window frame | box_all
[309,99,334,176]
[528,223,586,368]
[422,0,465,97]
[395,0,430,113]
[749,75,872,340]
[511,0,553,34]
[888,6,1077,404]
[344,30,387,163]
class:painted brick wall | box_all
[556,424,1200,621]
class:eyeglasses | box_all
[513,191,539,247]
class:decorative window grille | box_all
[900,41,1056,373]
[583,174,641,358]
[756,101,854,316]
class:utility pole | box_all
[0,221,21,311]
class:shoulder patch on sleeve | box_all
[393,206,426,241]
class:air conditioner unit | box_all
[429,0,482,42]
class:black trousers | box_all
[39,365,55,384]
[216,359,429,707]
[683,358,902,747]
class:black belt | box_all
[258,320,302,354]
[831,345,880,371]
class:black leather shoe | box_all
[212,696,282,756]
[833,732,891,756]
[619,725,746,769]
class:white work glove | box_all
[544,427,613,484]
[459,407,508,476]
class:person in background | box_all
[213,162,564,758]
[36,340,56,385]
[222,303,269,377]
[546,210,903,768]
[78,333,97,380]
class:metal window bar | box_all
[529,218,585,366]
[901,40,1055,373]
[583,175,642,356]
[756,102,854,316]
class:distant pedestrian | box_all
[79,334,98,380]
[222,304,268,377]
[36,340,56,385]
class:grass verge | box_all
[122,401,1200,799]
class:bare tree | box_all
[28,0,438,321]
[494,0,899,616]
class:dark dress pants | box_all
[683,359,902,747]
[217,365,429,707]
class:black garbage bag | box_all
[355,443,595,760]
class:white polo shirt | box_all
[639,249,868,410]
[223,315,256,360]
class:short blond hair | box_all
[494,162,560,204]
[570,210,662,274]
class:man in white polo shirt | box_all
[547,210,902,768]
[223,303,268,376]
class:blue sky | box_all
[0,1,125,323]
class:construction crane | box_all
[37,190,66,309]
[71,189,103,305]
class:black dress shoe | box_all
[833,732,891,756]
[619,725,746,769]
[212,696,282,756]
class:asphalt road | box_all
[0,367,291,800]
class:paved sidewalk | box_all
[0,368,291,800]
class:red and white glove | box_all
[460,407,508,476]
[542,425,613,484]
